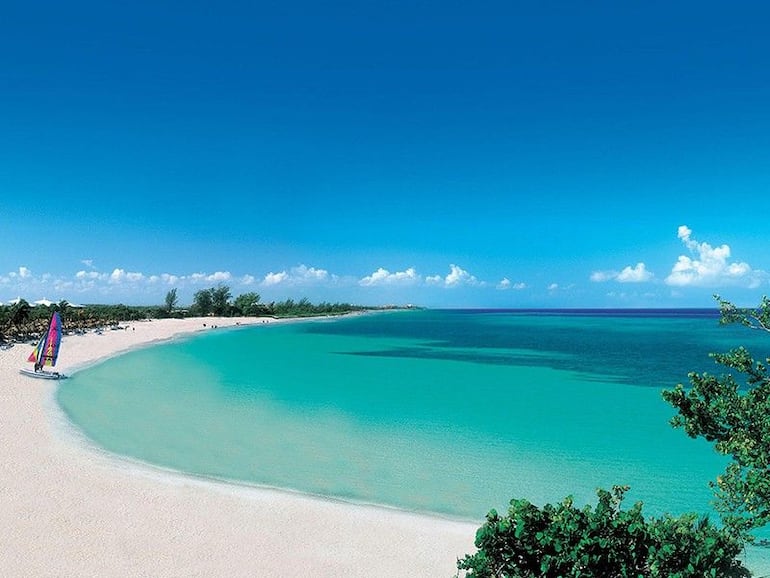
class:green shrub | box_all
[458,486,748,578]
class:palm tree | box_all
[164,289,179,315]
[9,299,32,329]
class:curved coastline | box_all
[0,316,475,577]
[48,376,479,528]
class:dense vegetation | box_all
[663,296,770,543]
[458,486,748,578]
[459,295,770,577]
[189,286,369,318]
[0,285,373,343]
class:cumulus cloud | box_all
[359,267,419,287]
[497,278,526,290]
[590,270,615,282]
[617,263,653,283]
[6,266,32,279]
[260,265,334,287]
[147,273,180,285]
[294,265,329,282]
[591,263,653,283]
[262,271,289,286]
[665,225,764,288]
[208,271,232,282]
[6,263,301,303]
[109,268,145,283]
[194,271,231,283]
[426,264,478,288]
[76,270,102,280]
[189,271,233,284]
[446,264,474,286]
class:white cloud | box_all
[260,265,335,288]
[6,263,341,304]
[617,263,653,283]
[425,264,479,288]
[208,271,232,282]
[446,264,477,287]
[590,270,616,282]
[548,283,559,291]
[7,266,32,279]
[76,270,102,280]
[665,225,764,288]
[294,264,329,282]
[262,271,289,286]
[591,263,653,283]
[497,278,526,290]
[109,268,145,283]
[189,271,232,284]
[147,273,180,285]
[359,267,419,287]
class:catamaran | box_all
[20,311,67,380]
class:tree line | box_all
[0,285,371,343]
[186,286,368,318]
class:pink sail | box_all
[28,312,62,368]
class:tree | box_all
[662,295,770,542]
[233,292,262,316]
[192,289,213,316]
[164,289,179,315]
[210,284,232,316]
[458,486,748,577]
[8,299,32,329]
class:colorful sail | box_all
[27,312,63,368]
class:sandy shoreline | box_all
[0,316,476,577]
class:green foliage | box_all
[268,298,366,317]
[0,288,373,341]
[210,284,232,316]
[164,288,179,315]
[716,295,770,332]
[457,486,748,578]
[8,299,32,328]
[663,295,770,542]
[232,292,265,316]
[191,288,214,316]
[191,285,233,316]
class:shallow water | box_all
[57,308,770,574]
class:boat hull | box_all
[19,368,66,380]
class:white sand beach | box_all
[0,317,476,577]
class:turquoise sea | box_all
[58,309,770,566]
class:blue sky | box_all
[2,1,769,308]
